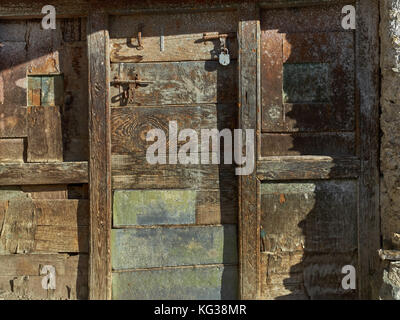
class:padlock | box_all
[219,48,230,66]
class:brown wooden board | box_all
[111,154,236,191]
[0,199,88,254]
[87,7,112,300]
[356,0,380,299]
[0,107,27,138]
[27,106,63,162]
[110,61,237,106]
[0,162,88,186]
[110,35,238,63]
[237,9,260,299]
[0,254,88,300]
[21,185,68,199]
[111,104,236,155]
[260,251,358,300]
[109,10,239,39]
[257,156,360,180]
[260,132,356,156]
[0,138,25,162]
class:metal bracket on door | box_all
[202,32,235,66]
[111,74,153,104]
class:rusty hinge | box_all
[111,74,153,104]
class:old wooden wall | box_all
[0,17,89,299]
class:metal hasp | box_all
[111,74,153,104]
[136,23,144,50]
[202,32,234,66]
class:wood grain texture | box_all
[110,61,237,106]
[111,225,238,270]
[110,35,238,63]
[0,254,88,300]
[0,199,88,254]
[0,107,27,138]
[257,156,360,180]
[111,154,236,190]
[111,104,236,155]
[21,185,68,199]
[27,106,63,162]
[87,8,112,300]
[0,0,89,18]
[238,9,260,299]
[0,138,25,162]
[357,0,380,299]
[260,132,356,157]
[0,162,88,185]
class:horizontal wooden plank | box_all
[260,132,356,157]
[109,10,238,39]
[112,155,236,190]
[260,251,357,300]
[0,199,89,254]
[111,34,238,63]
[0,253,87,276]
[113,189,237,226]
[34,225,88,253]
[111,225,237,270]
[0,138,25,162]
[260,3,350,32]
[261,179,358,253]
[113,190,197,226]
[112,265,238,300]
[257,156,361,180]
[21,185,68,199]
[0,254,88,300]
[33,199,89,227]
[111,104,236,155]
[110,61,237,106]
[0,161,88,185]
[0,1,89,18]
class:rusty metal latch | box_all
[136,24,144,50]
[202,32,234,66]
[111,74,153,104]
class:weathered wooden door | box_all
[107,9,240,299]
[238,1,380,300]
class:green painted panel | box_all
[27,75,63,106]
[283,63,330,103]
[113,190,196,226]
[111,225,238,270]
[112,265,238,300]
[41,76,55,106]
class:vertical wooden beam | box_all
[356,0,380,299]
[87,6,111,300]
[238,3,260,299]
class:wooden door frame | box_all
[237,0,380,299]
[87,5,112,300]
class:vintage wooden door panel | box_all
[239,1,379,300]
[108,9,239,300]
